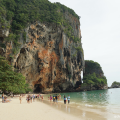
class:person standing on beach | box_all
[67,95,70,104]
[19,94,22,104]
[2,93,4,103]
[30,95,32,103]
[33,94,35,102]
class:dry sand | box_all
[0,96,81,120]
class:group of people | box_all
[1,93,70,105]
[2,93,11,103]
[18,94,42,104]
[25,94,43,103]
[48,94,70,104]
[48,94,61,103]
[63,95,70,104]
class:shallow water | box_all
[43,88,120,120]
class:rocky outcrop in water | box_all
[110,81,120,88]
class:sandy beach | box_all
[0,96,81,120]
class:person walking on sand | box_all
[28,95,31,103]
[30,95,32,103]
[67,95,70,104]
[19,94,22,104]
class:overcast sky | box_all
[49,0,120,86]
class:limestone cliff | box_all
[0,15,84,93]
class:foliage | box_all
[72,51,77,58]
[82,60,107,87]
[85,60,103,74]
[4,33,21,54]
[0,43,6,48]
[83,72,107,86]
[0,56,31,93]
[112,81,120,86]
[56,2,79,19]
[67,64,71,74]
[75,46,81,51]
[81,83,87,87]
[0,0,80,51]
[24,83,32,93]
[23,31,26,41]
[73,37,81,43]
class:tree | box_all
[0,56,31,94]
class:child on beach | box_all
[50,95,52,101]
[19,94,22,104]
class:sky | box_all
[49,0,120,87]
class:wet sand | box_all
[39,99,108,120]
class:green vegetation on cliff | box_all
[0,0,81,55]
[82,60,107,87]
[111,81,120,86]
[0,56,31,94]
[85,60,103,75]
[82,73,107,86]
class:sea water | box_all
[43,88,120,120]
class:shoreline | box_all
[38,98,108,120]
[0,95,106,120]
[1,92,120,120]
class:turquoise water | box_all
[41,88,120,120]
[44,88,120,114]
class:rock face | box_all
[0,19,84,93]
[111,81,120,88]
[111,85,120,88]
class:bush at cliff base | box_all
[0,55,31,94]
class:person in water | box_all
[64,95,66,104]
[67,95,70,104]
[58,94,61,101]
[50,95,52,102]
[55,94,58,103]
[53,94,55,102]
